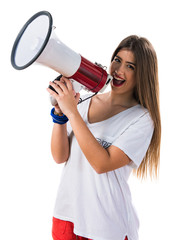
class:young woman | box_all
[47,35,161,240]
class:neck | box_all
[105,91,137,108]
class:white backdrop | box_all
[0,0,176,239]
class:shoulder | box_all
[117,104,154,135]
[129,105,154,134]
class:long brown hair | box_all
[111,35,161,179]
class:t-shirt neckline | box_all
[85,97,140,126]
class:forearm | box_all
[51,123,70,164]
[69,110,110,173]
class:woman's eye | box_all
[114,58,121,63]
[127,64,135,70]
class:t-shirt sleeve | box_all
[112,112,154,169]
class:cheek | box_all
[109,62,117,74]
[131,76,137,87]
[109,64,113,74]
[127,72,136,86]
[128,71,136,80]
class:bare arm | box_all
[47,77,131,173]
[51,123,69,164]
[68,111,131,173]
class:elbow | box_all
[90,160,109,174]
[94,166,106,174]
[52,152,69,164]
[93,160,111,174]
[95,169,104,174]
[51,146,70,164]
[53,156,68,164]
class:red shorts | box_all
[52,217,128,240]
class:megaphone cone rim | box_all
[11,10,53,70]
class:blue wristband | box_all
[50,108,68,124]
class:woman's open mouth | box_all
[112,78,126,87]
[112,73,126,87]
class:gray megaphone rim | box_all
[11,11,53,70]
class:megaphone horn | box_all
[11,11,113,100]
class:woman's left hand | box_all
[47,76,80,117]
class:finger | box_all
[61,77,73,91]
[54,79,65,85]
[72,89,76,96]
[49,81,63,94]
[53,80,69,93]
[47,87,59,99]
[75,93,81,104]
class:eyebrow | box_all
[115,55,136,66]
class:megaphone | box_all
[11,11,112,105]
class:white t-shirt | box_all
[53,95,154,240]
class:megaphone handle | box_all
[49,75,82,106]
[48,75,62,93]
[48,74,81,95]
[48,75,97,106]
[48,75,62,106]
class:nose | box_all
[116,63,124,76]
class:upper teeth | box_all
[114,78,124,81]
[113,74,124,81]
